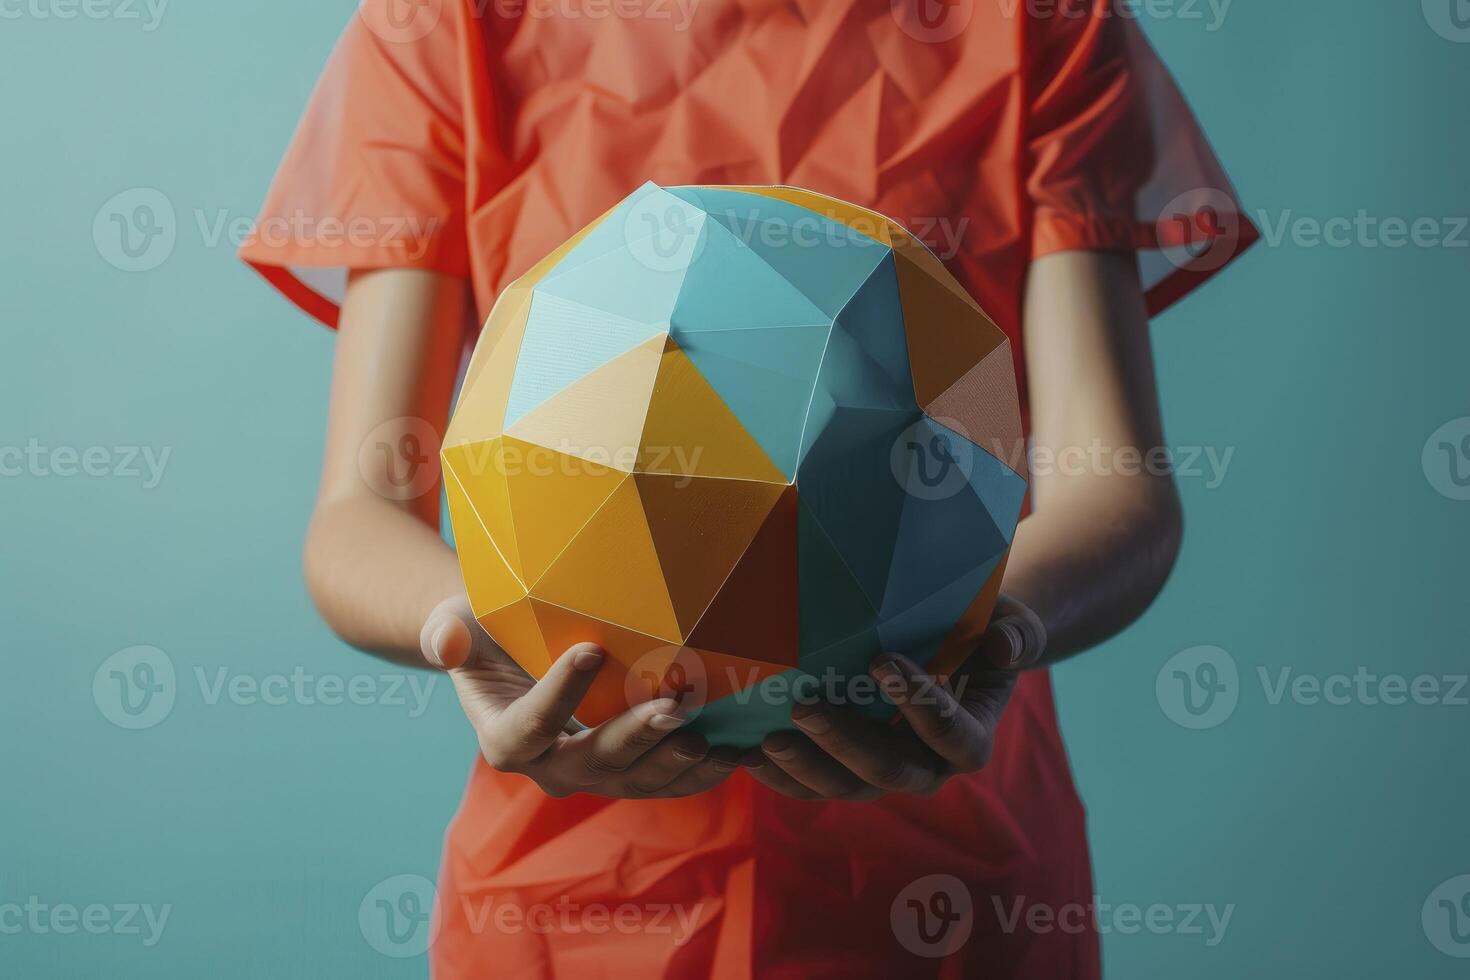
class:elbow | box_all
[301,509,370,650]
[1133,477,1184,612]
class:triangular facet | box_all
[925,339,1026,479]
[443,438,524,581]
[636,337,785,483]
[503,292,666,429]
[531,476,682,642]
[686,484,800,667]
[675,323,830,480]
[504,332,665,472]
[634,472,785,638]
[894,245,1007,406]
[443,461,527,617]
[796,495,879,658]
[502,438,632,587]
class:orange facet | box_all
[636,338,785,484]
[532,476,683,643]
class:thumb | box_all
[420,602,475,670]
[978,597,1047,670]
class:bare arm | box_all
[302,268,467,668]
[1006,248,1183,663]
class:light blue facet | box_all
[674,324,831,479]
[502,292,666,429]
[668,216,832,333]
[534,209,703,328]
[669,186,890,317]
[541,180,670,279]
[831,252,916,403]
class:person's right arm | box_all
[303,267,739,797]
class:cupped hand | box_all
[744,595,1047,802]
[420,595,740,798]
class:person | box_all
[240,0,1255,974]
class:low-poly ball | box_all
[442,182,1026,746]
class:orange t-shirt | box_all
[242,1,1253,976]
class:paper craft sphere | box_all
[442,183,1027,746]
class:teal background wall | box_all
[2,2,1466,976]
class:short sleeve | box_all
[1023,0,1258,315]
[239,0,474,328]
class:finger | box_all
[420,603,475,670]
[654,746,744,798]
[482,644,605,767]
[871,655,995,772]
[612,732,712,796]
[979,598,1047,669]
[790,702,945,796]
[738,749,822,800]
[553,697,686,787]
[761,731,880,801]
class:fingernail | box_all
[673,747,706,762]
[572,647,604,671]
[997,621,1025,667]
[646,698,683,731]
[763,736,798,761]
[712,760,738,773]
[792,709,831,735]
[872,658,909,700]
[429,623,453,663]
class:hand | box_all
[420,595,741,798]
[743,595,1047,801]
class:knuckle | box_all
[515,707,564,744]
[626,779,664,797]
[872,757,914,791]
[956,737,994,773]
[623,724,666,752]
[576,751,627,785]
[538,779,572,799]
[926,704,963,743]
[477,738,519,773]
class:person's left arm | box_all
[743,249,1183,800]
